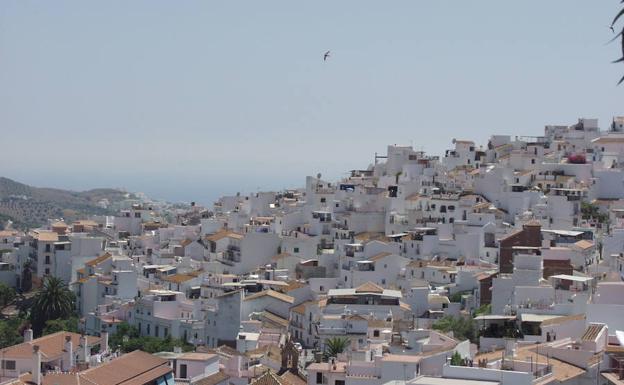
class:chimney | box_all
[100,331,109,354]
[24,328,33,342]
[62,335,73,371]
[80,335,90,365]
[32,345,41,385]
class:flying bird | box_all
[323,50,331,61]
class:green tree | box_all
[0,283,16,307]
[43,317,79,335]
[0,316,26,348]
[109,322,192,353]
[432,316,477,343]
[450,351,463,366]
[324,337,350,359]
[30,276,75,336]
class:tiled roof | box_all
[279,372,306,385]
[251,371,285,385]
[79,350,171,385]
[284,280,307,292]
[194,371,230,385]
[215,345,243,357]
[369,252,392,262]
[354,282,384,294]
[205,230,244,242]
[261,311,289,328]
[0,331,100,360]
[85,252,112,267]
[354,232,385,242]
[162,274,198,284]
[290,303,306,315]
[244,290,294,304]
[32,231,59,242]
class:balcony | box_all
[318,326,347,335]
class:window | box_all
[45,244,51,252]
[134,212,141,218]
[155,325,159,337]
[164,327,169,337]
[45,255,50,265]
[2,360,16,370]
[316,373,323,384]
[320,198,326,203]
[531,159,536,164]
[294,247,300,253]
[335,381,345,385]
[373,330,380,337]
[179,364,187,379]
[45,268,50,275]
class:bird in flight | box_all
[323,50,331,61]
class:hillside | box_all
[0,177,130,229]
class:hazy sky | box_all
[1,1,622,204]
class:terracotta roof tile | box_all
[80,350,171,385]
[355,282,384,294]
[85,252,112,267]
[0,332,100,360]
[244,290,294,304]
[251,371,286,385]
[194,371,230,385]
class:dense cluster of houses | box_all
[3,117,624,384]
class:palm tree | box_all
[323,337,350,360]
[30,276,75,335]
[612,2,624,84]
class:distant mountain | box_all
[0,177,131,229]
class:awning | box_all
[520,314,562,323]
[474,315,516,321]
[550,274,593,282]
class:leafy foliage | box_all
[581,202,609,223]
[109,322,193,353]
[323,337,350,359]
[612,1,624,84]
[43,317,79,335]
[432,316,477,343]
[474,303,492,316]
[0,316,26,348]
[0,283,16,307]
[30,276,76,336]
[450,351,464,366]
[449,291,471,303]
